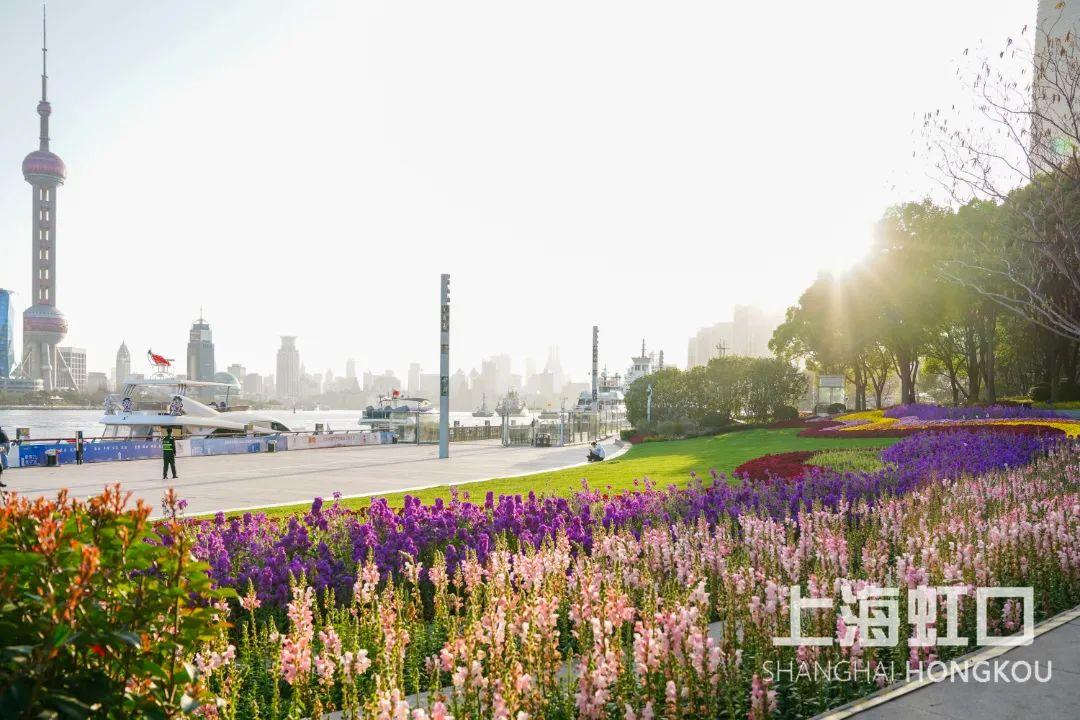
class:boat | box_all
[100,378,294,439]
[538,405,560,420]
[472,393,495,417]
[495,389,528,417]
[362,392,433,419]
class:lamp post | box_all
[646,382,653,424]
[439,274,450,459]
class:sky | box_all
[0,0,1035,383]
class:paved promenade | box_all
[825,607,1080,719]
[5,440,626,516]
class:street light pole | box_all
[439,274,450,459]
[646,382,653,424]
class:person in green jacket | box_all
[162,428,178,480]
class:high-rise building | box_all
[1035,0,1080,157]
[227,363,246,380]
[114,341,131,390]
[345,358,357,380]
[491,354,512,390]
[276,336,301,399]
[186,315,216,382]
[86,371,108,394]
[407,363,421,394]
[544,346,564,391]
[687,306,781,368]
[242,372,265,398]
[687,322,734,369]
[0,289,14,378]
[20,10,70,391]
[57,346,86,390]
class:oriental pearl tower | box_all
[20,6,69,392]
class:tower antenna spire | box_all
[41,2,48,102]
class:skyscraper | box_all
[1035,0,1080,157]
[20,9,70,391]
[0,289,14,378]
[57,346,86,390]
[186,315,216,382]
[115,340,131,390]
[276,336,301,399]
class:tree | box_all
[924,19,1080,343]
[866,202,952,404]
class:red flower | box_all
[90,644,106,658]
[733,451,817,481]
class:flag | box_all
[148,349,172,367]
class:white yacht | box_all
[100,378,293,439]
[362,394,433,419]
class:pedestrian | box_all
[0,426,9,488]
[162,428,178,480]
[75,434,84,465]
[586,440,606,462]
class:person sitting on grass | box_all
[587,440,606,462]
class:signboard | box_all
[819,375,845,388]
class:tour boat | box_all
[472,394,495,417]
[362,393,433,419]
[495,389,528,417]
[538,405,561,420]
[100,378,293,439]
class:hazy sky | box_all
[0,0,1033,382]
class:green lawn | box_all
[240,428,900,520]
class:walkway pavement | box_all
[823,607,1080,719]
[5,440,627,517]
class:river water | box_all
[0,408,523,440]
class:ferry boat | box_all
[472,394,495,418]
[100,378,293,439]
[575,372,628,419]
[538,404,561,420]
[496,389,528,417]
[362,392,433,419]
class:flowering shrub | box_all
[0,486,232,717]
[184,448,1080,718]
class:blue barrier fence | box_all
[6,431,394,468]
[11,439,162,467]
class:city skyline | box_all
[0,1,1033,381]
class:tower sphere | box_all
[23,149,66,186]
[22,304,68,344]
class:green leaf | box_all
[111,630,141,648]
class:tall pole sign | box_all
[439,274,450,459]
[591,325,599,410]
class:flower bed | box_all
[882,403,1066,420]
[732,450,817,480]
[799,406,1080,438]
[8,429,1077,719]
[186,448,1080,719]
[189,430,1059,609]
